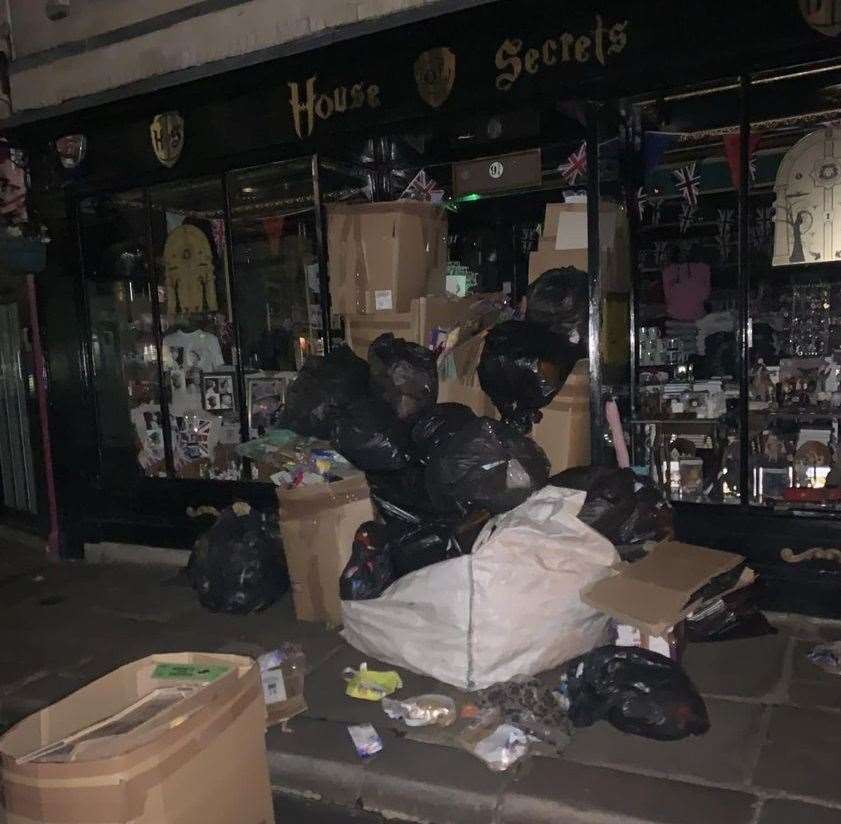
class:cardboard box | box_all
[0,653,273,824]
[530,359,591,473]
[278,474,375,624]
[581,541,752,636]
[344,294,498,360]
[437,331,497,418]
[616,622,685,662]
[327,201,447,314]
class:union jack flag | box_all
[400,169,444,202]
[673,161,701,207]
[636,187,648,221]
[679,202,698,234]
[558,142,587,185]
[717,208,735,262]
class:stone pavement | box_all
[1,535,841,824]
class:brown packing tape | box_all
[2,679,262,823]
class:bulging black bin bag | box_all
[331,397,412,473]
[478,320,579,433]
[339,521,395,601]
[411,402,476,463]
[188,505,289,614]
[279,345,369,439]
[369,333,438,423]
[425,416,550,515]
[526,266,589,350]
[559,645,710,741]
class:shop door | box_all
[0,301,37,514]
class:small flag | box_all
[716,208,735,262]
[723,132,761,189]
[679,202,698,234]
[636,187,649,221]
[751,206,775,251]
[673,161,701,207]
[558,141,587,185]
[400,169,443,202]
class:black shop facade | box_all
[8,0,841,617]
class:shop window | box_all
[630,81,743,504]
[148,178,239,480]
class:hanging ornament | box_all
[673,161,701,207]
[679,202,698,234]
[723,133,761,189]
[399,169,444,202]
[558,141,587,185]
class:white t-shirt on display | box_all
[162,329,224,414]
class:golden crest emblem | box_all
[150,111,185,168]
[799,0,841,36]
[414,47,456,109]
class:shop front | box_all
[8,0,841,614]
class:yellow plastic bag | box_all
[343,663,403,701]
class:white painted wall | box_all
[5,0,468,117]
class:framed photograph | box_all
[201,371,236,412]
[246,371,296,434]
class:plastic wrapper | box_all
[685,583,777,643]
[369,333,438,423]
[807,641,841,675]
[425,417,550,515]
[477,320,579,432]
[339,522,395,601]
[258,644,308,724]
[475,676,571,752]
[187,505,289,614]
[279,346,369,438]
[525,266,589,350]
[458,711,531,772]
[382,694,457,727]
[558,645,709,741]
[411,403,476,463]
[343,663,403,700]
[331,397,412,473]
[550,466,673,545]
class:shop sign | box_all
[150,111,185,168]
[287,76,381,140]
[799,0,841,36]
[494,14,629,92]
[414,47,456,108]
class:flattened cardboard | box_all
[278,474,375,624]
[0,652,273,824]
[581,541,747,636]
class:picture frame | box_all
[201,371,236,412]
[245,371,296,434]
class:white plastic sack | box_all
[341,486,618,689]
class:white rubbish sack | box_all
[341,486,618,689]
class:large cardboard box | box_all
[436,331,497,418]
[531,359,591,473]
[0,653,273,824]
[278,474,375,625]
[327,201,447,315]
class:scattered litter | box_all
[348,723,383,757]
[343,663,403,701]
[381,694,456,727]
[558,645,710,740]
[458,711,531,772]
[808,641,841,675]
[258,644,308,726]
[32,574,45,583]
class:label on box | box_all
[152,663,230,682]
[261,670,288,705]
[374,290,393,310]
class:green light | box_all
[462,193,481,202]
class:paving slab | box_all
[360,731,506,824]
[786,640,841,710]
[499,757,757,824]
[753,705,841,803]
[565,697,765,784]
[758,798,841,824]
[682,634,789,699]
[267,717,368,807]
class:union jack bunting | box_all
[400,169,444,202]
[636,187,648,221]
[558,141,587,185]
[751,206,775,251]
[716,208,735,262]
[673,161,701,207]
[679,202,698,234]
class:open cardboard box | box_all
[581,541,755,637]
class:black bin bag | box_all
[188,505,290,614]
[367,465,439,524]
[331,397,412,473]
[339,521,394,601]
[411,403,476,463]
[279,345,369,439]
[558,645,710,741]
[525,266,589,350]
[425,417,550,515]
[369,333,438,423]
[478,320,579,433]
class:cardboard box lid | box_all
[581,541,748,635]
